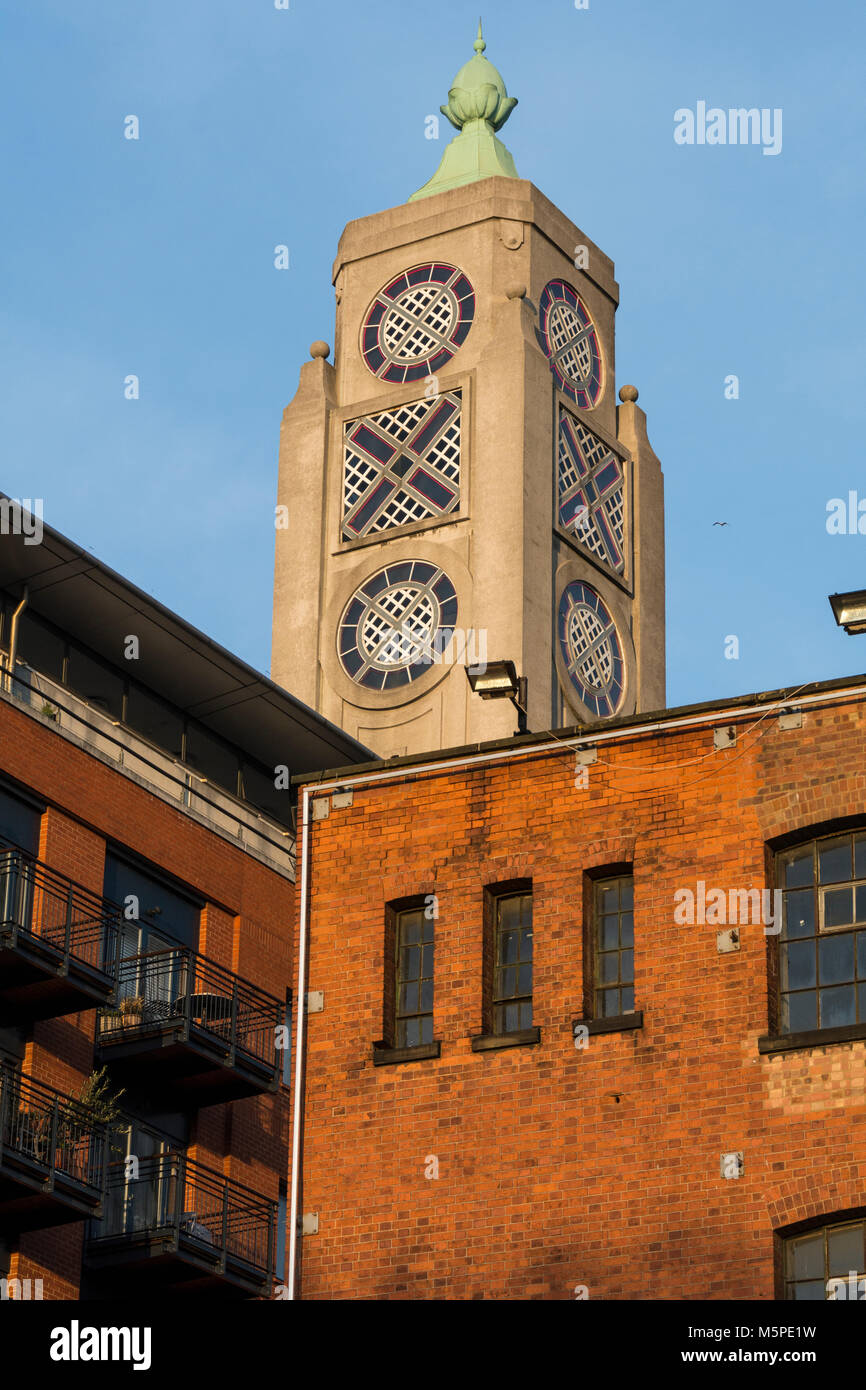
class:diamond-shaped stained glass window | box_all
[342,391,461,540]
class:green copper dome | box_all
[409,21,519,202]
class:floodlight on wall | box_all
[829,590,866,635]
[465,660,528,735]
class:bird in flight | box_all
[713,521,728,527]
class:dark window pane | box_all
[819,933,855,986]
[791,1232,824,1281]
[621,986,634,1012]
[398,982,418,1014]
[783,846,814,889]
[125,684,184,759]
[518,1001,532,1029]
[66,646,124,719]
[422,918,434,944]
[621,949,634,985]
[517,962,532,995]
[401,946,420,980]
[792,1281,826,1301]
[401,915,422,946]
[505,1003,519,1033]
[782,941,816,992]
[600,952,618,983]
[601,988,621,1017]
[420,980,433,1012]
[240,761,293,827]
[855,836,866,881]
[599,885,618,912]
[819,836,852,885]
[827,1224,864,1277]
[421,943,433,975]
[820,985,856,1029]
[601,917,619,951]
[17,612,65,682]
[420,1015,434,1045]
[502,929,518,963]
[103,854,200,949]
[184,724,240,794]
[859,933,866,980]
[859,982,866,1021]
[498,897,521,929]
[783,990,817,1034]
[620,880,634,910]
[0,786,40,855]
[404,1016,420,1048]
[783,889,815,938]
[620,912,634,948]
[823,887,854,930]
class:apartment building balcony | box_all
[0,1067,108,1232]
[0,846,120,1021]
[96,947,283,1106]
[86,1153,276,1297]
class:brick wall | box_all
[0,694,294,1298]
[296,694,866,1299]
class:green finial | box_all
[408,21,519,202]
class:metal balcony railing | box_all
[100,945,282,1074]
[0,843,121,981]
[0,1066,108,1197]
[92,1152,276,1282]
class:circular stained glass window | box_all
[360,264,475,384]
[537,279,603,409]
[558,581,624,717]
[338,560,458,691]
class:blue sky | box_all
[2,0,865,711]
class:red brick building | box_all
[0,512,366,1300]
[292,674,866,1300]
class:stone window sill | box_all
[372,1040,441,1066]
[758,1021,866,1055]
[574,1011,643,1037]
[470,1026,541,1053]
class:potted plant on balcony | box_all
[60,1068,126,1168]
[99,1004,124,1035]
[119,995,144,1028]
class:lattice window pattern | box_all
[342,391,461,540]
[337,561,459,692]
[558,407,625,574]
[537,279,604,409]
[360,264,475,384]
[557,581,625,718]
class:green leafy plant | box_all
[73,1067,125,1126]
[70,1067,127,1157]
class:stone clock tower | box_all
[271,24,665,758]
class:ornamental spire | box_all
[408,20,519,202]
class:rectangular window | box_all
[124,683,184,760]
[784,1218,866,1299]
[0,783,41,856]
[103,852,201,951]
[492,891,533,1034]
[594,875,634,1017]
[394,906,434,1047]
[779,832,866,1033]
[65,646,125,720]
[184,722,241,796]
[16,611,66,684]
